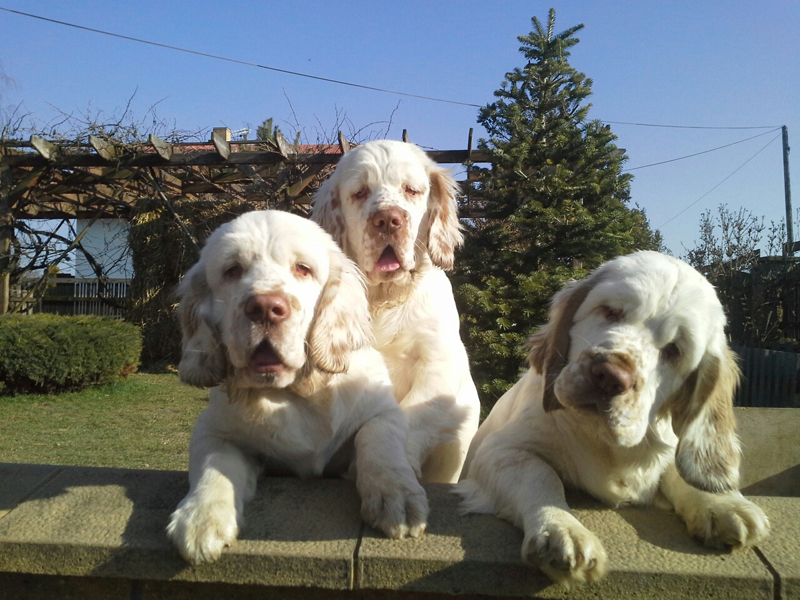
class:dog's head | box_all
[177,210,371,390]
[527,251,741,493]
[311,139,463,286]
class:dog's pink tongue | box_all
[375,247,401,272]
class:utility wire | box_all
[657,133,782,229]
[0,6,482,108]
[605,120,781,130]
[0,7,787,132]
[625,128,782,171]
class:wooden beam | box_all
[213,169,252,184]
[30,136,60,160]
[181,181,226,195]
[89,135,123,160]
[13,205,132,219]
[8,168,46,199]
[43,175,129,197]
[100,167,138,181]
[1,149,490,170]
[212,127,231,160]
[153,169,183,189]
[287,161,329,199]
[149,134,174,160]
[273,130,293,158]
[12,184,476,220]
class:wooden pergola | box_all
[0,127,490,312]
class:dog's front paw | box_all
[682,492,770,549]
[358,468,429,539]
[523,512,607,586]
[166,496,239,565]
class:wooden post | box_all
[782,126,794,256]
[402,129,409,143]
[0,164,12,314]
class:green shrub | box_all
[0,314,142,394]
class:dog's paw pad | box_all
[167,500,239,565]
[523,520,607,586]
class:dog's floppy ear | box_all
[425,168,463,271]
[308,249,372,374]
[311,177,348,251]
[667,345,741,494]
[526,272,604,412]
[176,264,227,387]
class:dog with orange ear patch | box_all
[167,211,427,565]
[456,251,769,586]
[312,140,480,484]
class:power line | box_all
[0,6,784,133]
[657,133,782,229]
[0,6,482,109]
[605,120,781,130]
[625,128,782,171]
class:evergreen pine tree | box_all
[455,9,662,404]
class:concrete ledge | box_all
[0,407,798,599]
[0,466,360,590]
[359,486,778,600]
[754,497,800,600]
[0,464,792,600]
[737,408,800,496]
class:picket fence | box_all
[10,277,129,319]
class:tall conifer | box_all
[455,9,662,403]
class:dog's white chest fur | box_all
[199,388,341,477]
[547,413,677,507]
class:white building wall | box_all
[73,219,133,279]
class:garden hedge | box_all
[0,314,142,394]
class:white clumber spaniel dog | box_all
[167,210,427,565]
[456,251,769,586]
[311,140,480,484]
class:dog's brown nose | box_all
[245,293,290,325]
[590,360,634,396]
[370,208,405,234]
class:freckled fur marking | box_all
[457,251,769,587]
[310,140,482,485]
[170,210,429,564]
[527,271,609,412]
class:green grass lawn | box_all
[0,373,207,471]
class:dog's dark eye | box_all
[353,186,370,201]
[294,263,313,278]
[601,305,624,322]
[224,264,244,280]
[661,343,681,361]
[404,185,421,196]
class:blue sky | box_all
[1,1,798,256]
